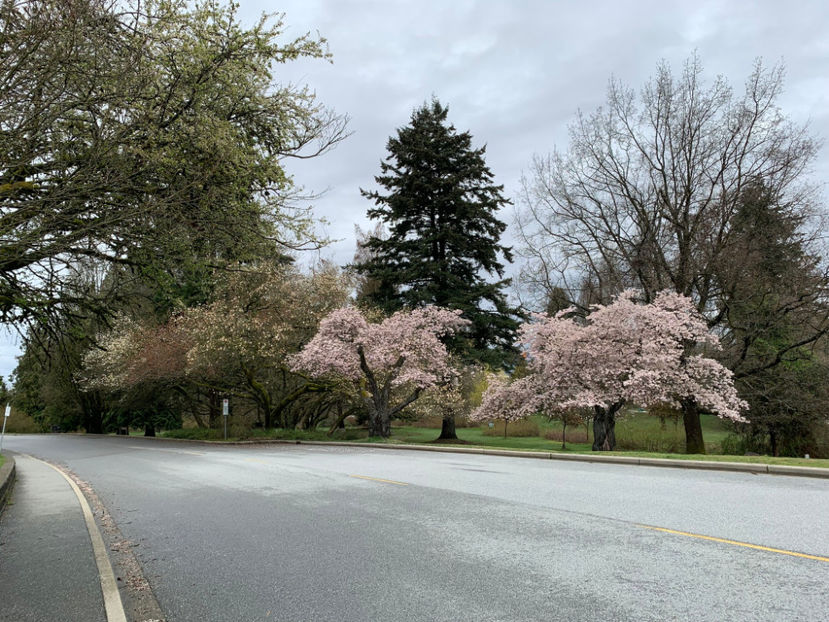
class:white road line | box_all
[27,455,128,622]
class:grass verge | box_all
[159,424,829,469]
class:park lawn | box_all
[596,451,829,468]
[366,425,592,452]
[159,412,828,469]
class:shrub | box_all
[482,419,539,437]
[544,428,589,444]
[3,410,46,433]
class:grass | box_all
[596,451,829,468]
[161,426,366,442]
[0,454,4,469]
[151,412,828,469]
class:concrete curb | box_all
[119,434,829,479]
[0,454,15,514]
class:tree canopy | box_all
[472,291,747,451]
[515,55,826,451]
[0,0,347,323]
[354,99,521,368]
[290,306,469,437]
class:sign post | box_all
[222,398,229,440]
[0,404,10,453]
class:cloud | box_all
[246,0,829,272]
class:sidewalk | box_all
[0,454,107,622]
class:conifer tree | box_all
[355,99,521,370]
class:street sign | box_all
[3,404,9,418]
[222,399,229,416]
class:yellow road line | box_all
[349,474,408,486]
[245,458,270,465]
[637,524,829,563]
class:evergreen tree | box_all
[355,99,521,369]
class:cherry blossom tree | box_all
[472,291,747,451]
[290,306,469,437]
[467,374,535,438]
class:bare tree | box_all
[515,55,828,453]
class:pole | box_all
[222,398,229,440]
[0,403,9,453]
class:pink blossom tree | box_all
[290,306,469,437]
[472,291,747,451]
[468,374,536,438]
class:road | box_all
[3,434,829,621]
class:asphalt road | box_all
[3,434,829,621]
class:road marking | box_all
[27,455,128,622]
[245,458,270,465]
[637,524,829,563]
[349,474,408,486]
[128,445,204,456]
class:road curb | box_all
[0,454,15,514]
[113,434,829,479]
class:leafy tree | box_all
[515,55,824,452]
[720,185,829,456]
[82,263,352,430]
[0,0,346,324]
[472,291,747,451]
[290,306,469,438]
[355,99,521,369]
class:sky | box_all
[1,0,828,380]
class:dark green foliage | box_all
[720,184,829,456]
[355,99,521,367]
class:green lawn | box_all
[0,454,4,469]
[158,414,828,469]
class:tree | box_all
[472,291,747,451]
[0,0,347,324]
[468,373,532,438]
[515,55,824,452]
[354,99,521,370]
[82,263,352,430]
[290,306,469,438]
[719,184,829,456]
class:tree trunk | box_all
[144,424,156,437]
[682,398,705,454]
[367,413,391,438]
[592,403,622,451]
[437,413,458,440]
[208,389,221,428]
[367,408,391,438]
[561,420,567,450]
[85,416,104,435]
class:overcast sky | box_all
[1,0,827,381]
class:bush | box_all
[482,419,540,437]
[614,429,684,453]
[719,434,748,456]
[3,410,46,433]
[411,415,472,428]
[544,428,589,444]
